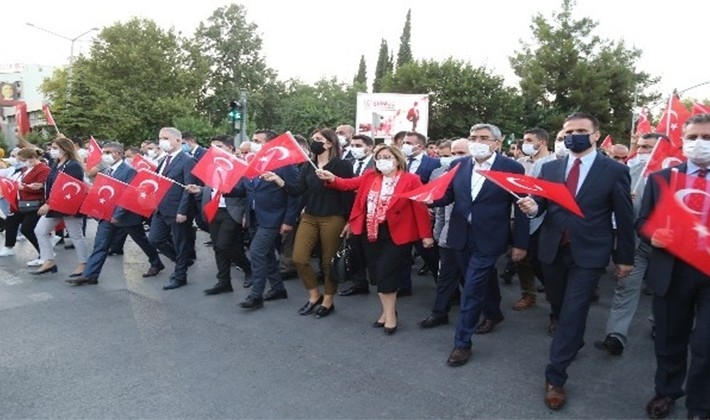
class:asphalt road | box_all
[0,223,669,419]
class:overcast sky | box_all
[7,0,710,107]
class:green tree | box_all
[353,55,367,92]
[373,39,391,93]
[510,0,658,142]
[382,58,525,140]
[192,4,276,128]
[396,9,413,69]
[41,18,206,144]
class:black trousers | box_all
[4,211,41,252]
[209,209,251,282]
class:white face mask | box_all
[77,149,89,159]
[159,139,172,152]
[635,153,650,165]
[350,147,366,160]
[50,149,62,159]
[146,150,157,159]
[401,143,415,157]
[522,143,538,157]
[375,159,395,174]
[101,154,115,166]
[337,135,348,147]
[468,142,492,160]
[7,157,17,166]
[439,156,454,168]
[250,142,262,153]
[683,139,710,165]
[554,142,569,158]
[124,157,134,168]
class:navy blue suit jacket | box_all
[46,159,85,218]
[231,164,301,229]
[535,151,635,269]
[414,154,441,184]
[109,161,145,227]
[431,153,529,255]
[156,152,196,217]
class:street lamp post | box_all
[26,23,99,102]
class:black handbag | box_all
[331,239,355,284]
[17,200,42,213]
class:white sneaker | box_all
[27,258,44,267]
[0,246,15,256]
[50,235,61,247]
[16,234,26,242]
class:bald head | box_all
[610,144,629,162]
[451,138,470,156]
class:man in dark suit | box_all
[232,129,301,310]
[149,127,197,290]
[636,114,710,420]
[336,124,356,161]
[431,123,529,367]
[67,142,164,285]
[518,112,635,410]
[182,131,208,252]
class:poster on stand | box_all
[356,93,429,141]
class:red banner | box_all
[14,103,30,136]
[86,136,103,169]
[115,170,173,218]
[79,173,128,221]
[47,172,88,214]
[394,164,460,202]
[42,103,56,126]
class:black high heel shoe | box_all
[384,325,398,335]
[372,320,385,328]
[32,264,58,275]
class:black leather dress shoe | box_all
[594,335,624,355]
[65,276,98,285]
[142,265,165,278]
[646,395,675,419]
[418,314,449,329]
[338,286,369,296]
[163,280,187,290]
[263,288,288,301]
[239,297,264,310]
[298,295,323,315]
[447,347,472,367]
[108,250,124,256]
[475,315,504,334]
[417,265,430,276]
[204,282,233,295]
[396,288,412,297]
[314,304,335,319]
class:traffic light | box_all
[228,99,242,121]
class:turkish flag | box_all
[0,177,19,212]
[394,164,460,202]
[692,102,710,116]
[655,95,692,148]
[203,191,221,223]
[42,103,56,126]
[79,173,128,221]
[642,137,686,177]
[116,170,173,218]
[477,170,584,217]
[86,136,103,169]
[47,171,89,215]
[245,132,309,177]
[640,178,710,277]
[636,107,652,135]
[14,103,30,136]
[600,135,613,151]
[191,146,249,192]
[132,154,157,172]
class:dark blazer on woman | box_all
[45,159,84,218]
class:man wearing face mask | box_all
[430,123,529,367]
[595,132,660,357]
[336,124,355,161]
[67,143,164,286]
[517,112,634,410]
[636,113,710,420]
[181,132,206,161]
[149,127,197,290]
[144,140,164,167]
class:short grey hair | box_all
[103,142,124,154]
[470,123,502,140]
[160,127,182,140]
[684,113,710,127]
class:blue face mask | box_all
[563,134,593,154]
[181,143,191,153]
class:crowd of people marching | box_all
[0,112,709,419]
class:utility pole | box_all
[238,89,247,145]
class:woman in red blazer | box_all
[1,148,50,260]
[317,144,434,335]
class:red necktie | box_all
[688,168,708,214]
[561,158,581,245]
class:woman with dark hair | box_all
[261,128,354,318]
[32,136,88,276]
[0,148,50,261]
[316,145,434,334]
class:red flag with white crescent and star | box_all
[244,131,309,178]
[655,95,692,149]
[635,107,652,135]
[203,191,222,223]
[86,136,103,169]
[132,154,157,172]
[640,175,710,277]
[115,170,173,218]
[477,169,584,217]
[79,173,129,221]
[42,103,56,126]
[47,171,89,215]
[0,177,19,212]
[641,137,686,177]
[600,135,613,151]
[191,146,249,193]
[393,164,460,203]
[692,102,710,116]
